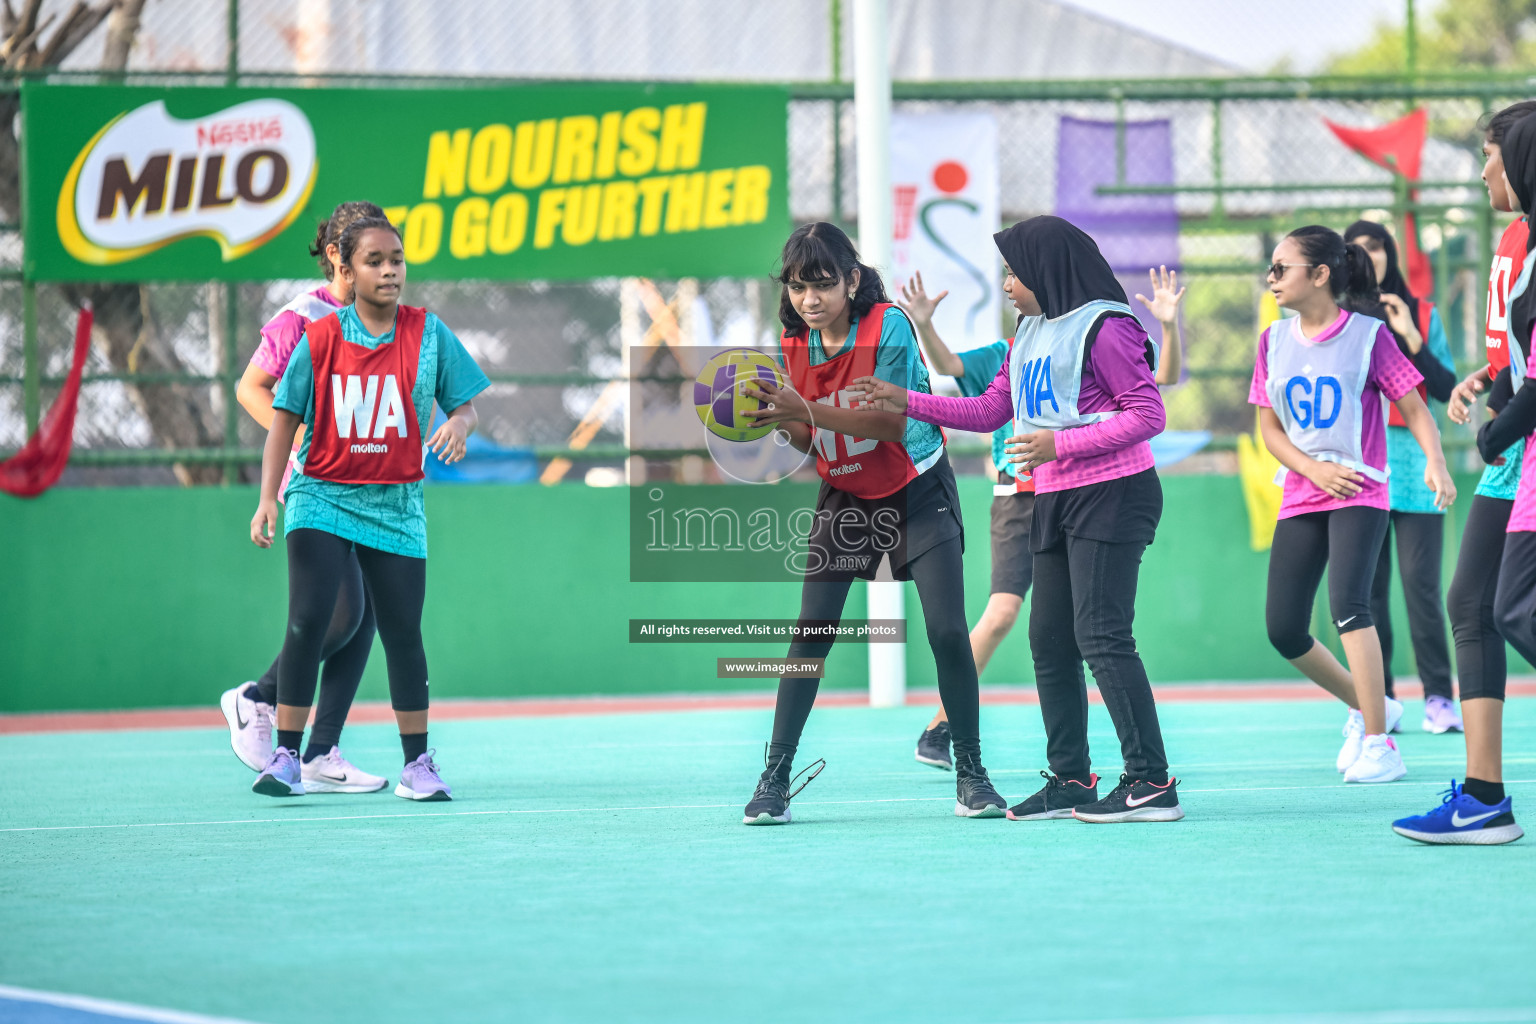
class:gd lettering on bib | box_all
[1263,311,1387,485]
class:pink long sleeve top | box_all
[904,316,1165,493]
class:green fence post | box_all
[22,280,38,438]
[226,0,239,84]
[223,285,240,484]
[1113,90,1126,186]
[829,0,843,228]
[1210,97,1225,224]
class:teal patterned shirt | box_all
[1386,306,1455,513]
[273,305,490,558]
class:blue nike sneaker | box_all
[1391,781,1523,845]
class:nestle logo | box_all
[196,117,283,148]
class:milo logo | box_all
[56,98,317,265]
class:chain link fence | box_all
[1,0,1524,483]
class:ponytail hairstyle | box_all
[336,215,403,270]
[308,201,387,280]
[1286,225,1379,307]
[775,222,890,337]
[1481,100,1536,148]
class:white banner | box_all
[890,112,1001,352]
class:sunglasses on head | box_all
[1266,262,1316,280]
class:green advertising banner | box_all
[22,82,790,282]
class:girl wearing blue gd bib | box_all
[1250,225,1454,786]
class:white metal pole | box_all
[853,0,905,709]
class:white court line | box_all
[4,779,1531,835]
[0,983,268,1024]
[990,1011,1536,1024]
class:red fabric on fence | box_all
[1324,108,1434,297]
[0,307,93,498]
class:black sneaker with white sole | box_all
[742,749,825,826]
[954,753,1006,818]
[1072,773,1184,823]
[1007,770,1100,820]
[915,722,953,771]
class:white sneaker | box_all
[301,746,388,794]
[1336,698,1404,773]
[220,683,273,772]
[1385,696,1404,734]
[1337,709,1364,773]
[1343,734,1407,783]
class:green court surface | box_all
[3,696,1535,1024]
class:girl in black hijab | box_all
[1342,220,1459,730]
[853,215,1182,823]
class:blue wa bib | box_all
[1008,300,1151,435]
[1263,311,1388,484]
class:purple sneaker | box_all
[252,747,304,797]
[395,750,452,802]
[1422,695,1464,735]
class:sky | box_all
[1057,0,1441,73]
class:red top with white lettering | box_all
[1487,218,1529,378]
[305,305,427,485]
[781,302,925,500]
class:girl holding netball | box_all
[1254,226,1452,785]
[1342,219,1458,733]
[897,267,1185,772]
[735,222,1007,824]
[855,215,1183,823]
[1395,105,1536,844]
[221,200,389,793]
[249,215,489,801]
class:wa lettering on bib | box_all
[1263,311,1387,484]
[305,306,428,485]
[1009,300,1152,436]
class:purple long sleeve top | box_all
[905,317,1166,493]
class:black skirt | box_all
[806,449,964,581]
[1031,467,1162,552]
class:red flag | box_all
[1325,108,1433,296]
[0,306,93,498]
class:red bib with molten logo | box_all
[1486,218,1529,378]
[305,306,426,485]
[781,303,927,499]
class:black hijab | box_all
[1343,219,1422,343]
[994,216,1127,319]
[1502,112,1536,366]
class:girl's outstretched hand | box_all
[251,499,278,549]
[896,271,948,327]
[1134,265,1185,324]
[1426,461,1457,510]
[741,376,814,426]
[1005,430,1057,471]
[1447,370,1486,425]
[847,375,909,413]
[428,417,469,464]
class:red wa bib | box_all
[781,303,930,499]
[305,306,427,485]
[1387,298,1434,428]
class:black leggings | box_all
[1370,511,1452,701]
[278,529,429,713]
[255,549,374,749]
[1494,530,1536,675]
[1030,534,1167,782]
[1267,507,1390,660]
[769,534,981,763]
[1448,495,1513,701]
